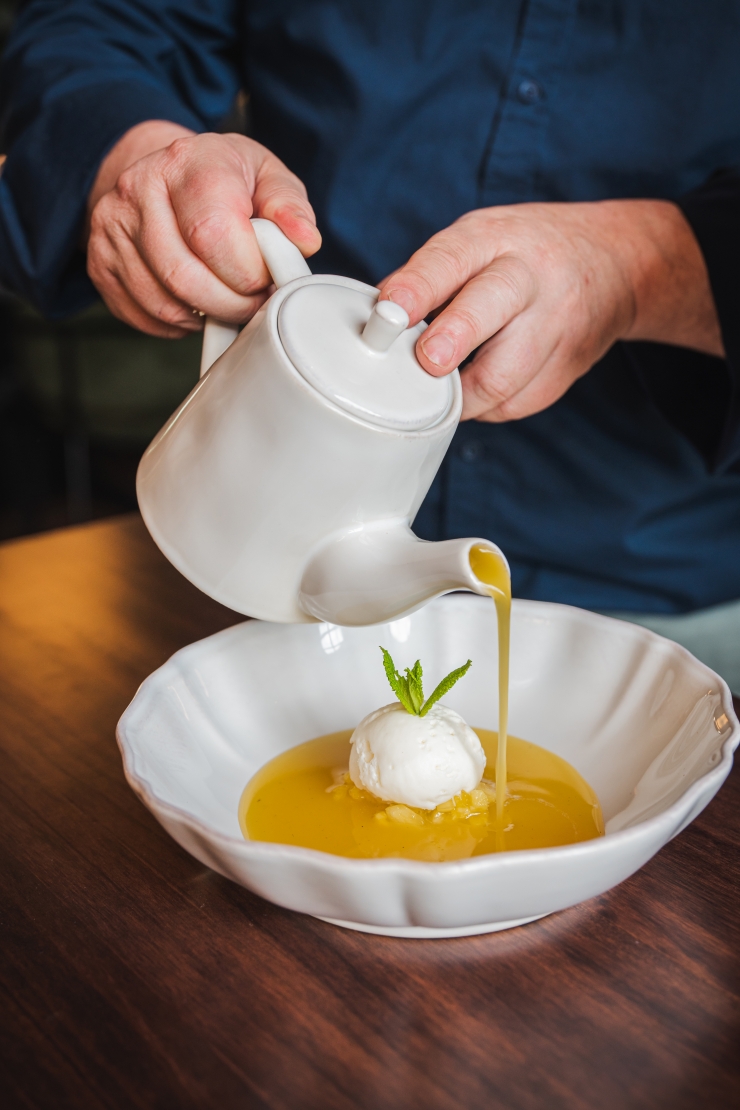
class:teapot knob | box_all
[362,299,410,353]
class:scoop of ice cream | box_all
[348,701,486,810]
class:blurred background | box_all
[0,0,248,542]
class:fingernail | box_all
[384,288,415,316]
[420,331,455,368]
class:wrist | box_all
[604,198,724,357]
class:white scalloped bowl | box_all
[116,596,738,938]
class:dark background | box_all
[0,1,249,542]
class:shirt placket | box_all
[442,1,577,539]
[478,0,577,206]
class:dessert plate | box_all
[116,595,739,938]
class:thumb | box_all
[251,151,322,259]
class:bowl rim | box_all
[116,596,740,877]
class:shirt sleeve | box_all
[0,0,241,318]
[676,166,740,470]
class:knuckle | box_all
[114,167,139,205]
[478,376,508,409]
[425,240,470,284]
[153,299,190,327]
[86,247,115,291]
[468,370,503,410]
[183,208,230,254]
[161,134,198,171]
[89,199,114,237]
[492,397,523,421]
[239,274,269,296]
[447,304,484,339]
[263,192,311,224]
[88,204,104,233]
[157,257,196,302]
[86,252,104,286]
[483,257,534,308]
[467,355,510,407]
[181,210,238,270]
[394,268,438,308]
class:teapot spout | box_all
[299,521,506,626]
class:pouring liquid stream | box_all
[469,545,511,836]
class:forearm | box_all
[0,0,239,315]
[610,199,725,358]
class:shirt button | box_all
[460,441,483,463]
[517,79,544,104]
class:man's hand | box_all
[86,122,321,337]
[380,200,724,422]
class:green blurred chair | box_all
[13,299,201,521]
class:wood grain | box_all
[0,514,738,1110]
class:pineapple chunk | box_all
[385,804,425,827]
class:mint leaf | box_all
[380,647,416,715]
[419,659,472,716]
[404,660,424,714]
[380,649,472,717]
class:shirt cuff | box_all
[676,167,740,470]
[0,80,204,318]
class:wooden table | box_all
[1,515,738,1110]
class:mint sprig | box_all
[380,647,471,717]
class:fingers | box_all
[379,214,498,325]
[129,182,270,321]
[416,255,536,377]
[166,134,320,293]
[159,134,271,296]
[87,132,320,331]
[379,216,535,377]
[459,314,581,422]
[89,191,267,330]
[88,211,193,336]
[99,272,193,339]
[378,201,635,423]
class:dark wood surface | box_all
[1,515,738,1110]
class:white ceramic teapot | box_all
[137,219,506,625]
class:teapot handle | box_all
[199,218,312,377]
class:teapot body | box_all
[137,275,462,622]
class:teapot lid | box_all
[278,281,454,431]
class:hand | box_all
[86,122,321,337]
[379,200,724,421]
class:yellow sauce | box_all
[469,544,511,826]
[240,729,604,861]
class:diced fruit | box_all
[385,804,425,827]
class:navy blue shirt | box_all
[1,1,739,612]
